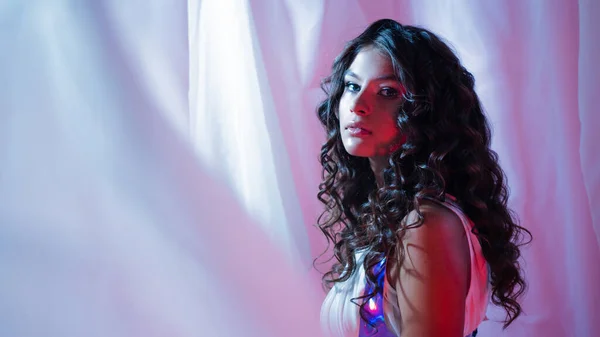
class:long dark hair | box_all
[315,19,531,328]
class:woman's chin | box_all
[344,145,374,158]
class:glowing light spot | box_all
[368,298,377,311]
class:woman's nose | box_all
[349,92,370,116]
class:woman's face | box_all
[338,46,405,158]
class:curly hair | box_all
[315,19,531,329]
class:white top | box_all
[320,197,490,337]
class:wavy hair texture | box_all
[315,19,531,329]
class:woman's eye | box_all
[379,87,399,97]
[345,82,360,92]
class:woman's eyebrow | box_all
[344,70,399,82]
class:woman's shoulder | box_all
[384,198,472,335]
[388,198,470,284]
[402,198,466,238]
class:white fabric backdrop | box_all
[2,0,598,336]
[0,1,323,336]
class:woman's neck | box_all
[369,156,389,188]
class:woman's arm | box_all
[393,202,471,337]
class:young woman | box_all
[316,19,530,337]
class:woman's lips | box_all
[347,127,372,137]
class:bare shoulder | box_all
[398,200,468,257]
[390,199,471,336]
[388,199,470,280]
[403,199,464,237]
[390,200,470,289]
[390,200,469,264]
